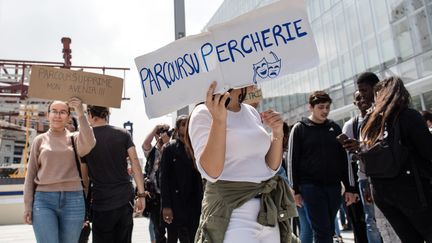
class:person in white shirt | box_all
[188,81,286,243]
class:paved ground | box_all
[0,216,152,243]
[0,216,355,243]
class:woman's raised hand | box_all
[68,97,84,117]
[205,81,230,123]
[261,109,283,137]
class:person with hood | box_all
[288,90,356,243]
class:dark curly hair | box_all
[356,72,379,87]
[87,105,110,119]
[361,76,411,146]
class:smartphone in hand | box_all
[212,95,231,108]
[336,133,349,144]
[212,88,232,108]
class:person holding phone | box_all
[338,90,383,243]
[142,123,172,243]
[342,72,401,243]
[287,91,356,243]
[188,81,298,243]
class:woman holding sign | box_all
[188,81,298,243]
[23,98,96,243]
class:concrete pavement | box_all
[0,216,152,243]
[0,216,355,243]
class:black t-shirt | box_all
[82,125,135,211]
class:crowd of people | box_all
[23,72,432,243]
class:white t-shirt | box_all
[188,103,278,183]
[342,115,367,181]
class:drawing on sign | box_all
[135,0,320,118]
[253,51,281,84]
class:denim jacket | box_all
[195,175,299,243]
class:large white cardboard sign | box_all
[135,0,319,118]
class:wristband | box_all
[272,135,283,141]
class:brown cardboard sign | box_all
[243,86,263,105]
[28,66,124,108]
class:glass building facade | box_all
[206,0,432,125]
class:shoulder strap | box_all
[352,116,360,140]
[71,136,92,219]
[71,136,84,188]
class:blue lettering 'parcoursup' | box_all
[140,19,308,98]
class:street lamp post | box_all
[174,0,186,40]
[174,0,189,117]
[123,121,133,139]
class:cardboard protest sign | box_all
[243,86,263,106]
[135,0,318,118]
[28,66,124,108]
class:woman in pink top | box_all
[23,97,96,243]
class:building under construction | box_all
[0,37,129,224]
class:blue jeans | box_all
[297,205,313,243]
[359,179,382,243]
[32,191,85,243]
[149,218,156,242]
[276,167,289,185]
[301,184,341,243]
[334,216,341,236]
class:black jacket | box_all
[288,117,354,194]
[143,146,162,194]
[396,108,432,178]
[159,139,203,226]
[144,146,157,177]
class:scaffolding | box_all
[0,37,130,177]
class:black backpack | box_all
[360,118,410,178]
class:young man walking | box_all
[288,91,356,243]
[82,105,145,243]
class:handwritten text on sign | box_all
[135,0,319,118]
[28,66,124,108]
[140,20,306,97]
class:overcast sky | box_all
[0,0,224,159]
